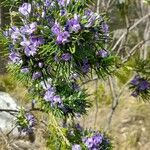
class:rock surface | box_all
[0,92,19,135]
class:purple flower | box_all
[66,15,81,33]
[32,72,42,80]
[84,9,92,17]
[57,0,70,6]
[44,88,56,102]
[51,22,61,35]
[21,67,29,73]
[41,79,52,90]
[38,62,44,68]
[75,123,82,131]
[20,22,37,35]
[24,45,37,56]
[92,133,103,146]
[97,50,108,58]
[62,53,71,61]
[130,75,140,86]
[19,3,31,16]
[52,95,62,106]
[44,0,51,7]
[20,39,38,56]
[10,27,21,41]
[84,137,93,148]
[82,59,90,73]
[25,113,36,133]
[44,88,63,107]
[72,144,81,150]
[138,80,150,91]
[30,36,45,47]
[60,9,66,16]
[57,0,65,6]
[131,91,138,97]
[83,11,97,28]
[83,132,104,149]
[56,31,70,44]
[9,52,22,64]
[102,22,109,34]
[18,113,36,134]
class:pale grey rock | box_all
[0,92,19,135]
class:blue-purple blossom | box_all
[131,91,138,97]
[82,64,90,73]
[138,80,150,91]
[41,79,52,90]
[130,75,140,86]
[52,95,62,106]
[44,88,63,107]
[9,52,22,64]
[66,15,81,33]
[18,3,31,16]
[60,9,67,16]
[44,0,51,7]
[20,22,37,35]
[9,26,22,42]
[56,31,70,44]
[44,88,56,102]
[18,113,36,134]
[83,133,103,149]
[24,44,38,56]
[130,76,150,97]
[97,50,108,58]
[30,36,45,47]
[21,67,29,73]
[20,36,43,56]
[57,0,70,7]
[25,113,36,133]
[38,62,44,68]
[83,10,98,28]
[72,144,81,150]
[32,72,42,80]
[102,22,109,34]
[51,22,61,35]
[62,53,71,61]
[75,123,82,131]
[81,59,90,73]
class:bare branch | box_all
[112,13,150,51]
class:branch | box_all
[0,108,43,113]
[122,40,150,64]
[104,76,135,131]
[112,13,150,51]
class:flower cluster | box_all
[66,124,112,150]
[17,109,36,134]
[43,83,63,107]
[4,0,115,81]
[82,132,104,149]
[130,75,150,98]
[3,0,114,148]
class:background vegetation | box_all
[0,0,150,149]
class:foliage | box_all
[1,0,115,149]
[129,60,150,101]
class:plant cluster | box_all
[2,0,116,149]
[129,60,150,100]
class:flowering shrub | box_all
[129,60,150,100]
[3,0,115,149]
[47,123,112,150]
[16,108,36,134]
[130,75,150,98]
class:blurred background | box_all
[0,0,150,149]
